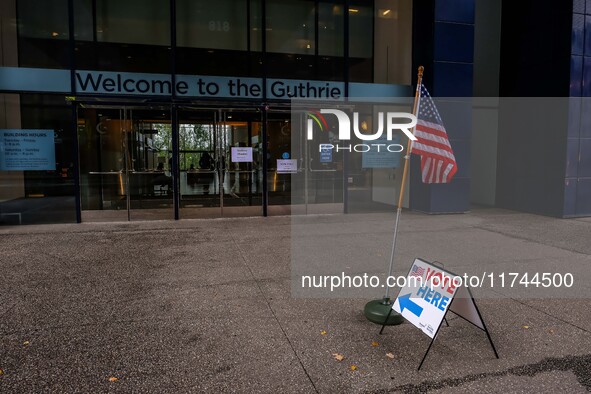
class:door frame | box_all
[76,101,175,222]
[176,105,265,218]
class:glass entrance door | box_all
[267,109,344,215]
[77,105,173,221]
[178,107,263,218]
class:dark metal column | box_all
[343,0,350,214]
[170,0,180,220]
[261,0,269,217]
[67,0,82,223]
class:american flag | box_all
[410,264,425,278]
[412,84,458,183]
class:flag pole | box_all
[364,66,424,325]
[384,65,423,298]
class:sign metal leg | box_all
[418,337,436,371]
[379,308,394,335]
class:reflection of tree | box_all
[152,123,172,158]
[151,123,213,170]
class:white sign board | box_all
[231,147,253,163]
[277,159,298,173]
[448,285,485,330]
[393,258,458,338]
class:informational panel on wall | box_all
[362,135,402,169]
[231,147,253,163]
[0,129,56,171]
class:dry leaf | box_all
[522,325,530,329]
[108,377,118,382]
[386,352,395,359]
[23,341,30,346]
[371,341,379,347]
[320,330,327,335]
[548,329,555,334]
[332,353,345,362]
[350,365,358,371]
[0,368,4,375]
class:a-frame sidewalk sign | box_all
[380,258,499,370]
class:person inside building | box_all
[199,152,214,194]
[199,152,213,170]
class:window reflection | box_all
[349,4,373,58]
[266,0,315,55]
[96,0,170,46]
[17,0,69,40]
[176,0,248,51]
[318,2,344,57]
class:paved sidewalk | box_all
[0,208,590,393]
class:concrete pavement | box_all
[0,208,590,393]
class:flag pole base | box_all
[364,298,404,326]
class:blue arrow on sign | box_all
[398,293,423,317]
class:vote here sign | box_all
[393,258,459,338]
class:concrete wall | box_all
[470,0,501,206]
[0,0,24,203]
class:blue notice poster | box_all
[362,135,402,168]
[0,129,56,171]
[319,146,332,163]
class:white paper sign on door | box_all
[277,159,298,173]
[231,147,253,163]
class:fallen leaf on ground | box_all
[23,341,30,346]
[548,329,555,334]
[350,365,358,371]
[0,368,4,375]
[386,352,395,359]
[522,325,530,329]
[332,353,344,361]
[371,341,379,347]
[320,330,327,335]
[108,377,118,382]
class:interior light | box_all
[383,9,391,16]
[349,8,359,13]
[51,32,59,37]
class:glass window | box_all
[266,0,315,55]
[176,0,249,51]
[373,0,413,85]
[17,0,69,40]
[96,0,170,46]
[0,94,77,226]
[73,0,94,41]
[318,2,344,57]
[250,0,263,52]
[349,4,373,58]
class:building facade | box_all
[0,0,588,225]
